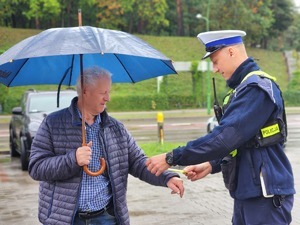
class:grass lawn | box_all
[139,142,185,157]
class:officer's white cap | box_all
[197,30,246,59]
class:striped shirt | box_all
[77,110,112,212]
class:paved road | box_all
[128,113,300,225]
[0,112,299,224]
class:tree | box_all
[184,0,203,37]
[134,0,169,34]
[0,0,29,28]
[23,0,61,29]
[0,0,298,50]
[96,0,126,29]
[245,0,274,48]
[285,13,300,51]
[207,0,274,48]
[266,0,294,50]
[176,0,184,36]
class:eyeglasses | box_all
[205,44,226,53]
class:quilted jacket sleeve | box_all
[29,109,82,181]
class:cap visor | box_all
[202,52,212,60]
[201,46,226,60]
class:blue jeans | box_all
[73,211,117,225]
[232,195,293,225]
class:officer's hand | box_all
[183,162,212,181]
[76,141,92,166]
[146,153,170,176]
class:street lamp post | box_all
[196,0,211,115]
[196,14,209,32]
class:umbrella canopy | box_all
[0,26,177,176]
[0,26,177,87]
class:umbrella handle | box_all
[83,157,106,176]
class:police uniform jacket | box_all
[173,57,295,200]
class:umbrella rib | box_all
[161,60,178,74]
[7,58,29,86]
[67,55,75,86]
[57,66,72,107]
[114,54,135,83]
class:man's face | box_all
[83,76,111,115]
[209,47,235,81]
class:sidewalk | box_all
[127,152,300,225]
[127,170,233,225]
[0,110,299,224]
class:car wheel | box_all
[9,128,19,157]
[20,136,29,171]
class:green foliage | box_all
[0,27,40,51]
[135,0,169,34]
[288,71,300,91]
[2,93,20,113]
[108,94,169,111]
[285,13,300,51]
[96,0,126,29]
[139,142,185,156]
[0,27,298,114]
[23,0,61,29]
[283,90,300,106]
[283,70,300,106]
[190,61,202,106]
[0,0,297,48]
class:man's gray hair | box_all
[76,66,112,95]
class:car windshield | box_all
[28,92,76,113]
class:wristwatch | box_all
[165,151,174,166]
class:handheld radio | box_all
[212,77,223,123]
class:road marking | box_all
[137,124,156,127]
[170,123,191,126]
[136,123,194,127]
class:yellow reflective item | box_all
[261,123,280,138]
[230,149,237,157]
[242,71,277,82]
[223,90,233,105]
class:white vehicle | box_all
[206,116,218,133]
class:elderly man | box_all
[29,66,184,225]
[146,30,295,225]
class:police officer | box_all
[146,30,295,225]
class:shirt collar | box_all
[76,105,102,125]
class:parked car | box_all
[206,116,218,133]
[9,89,77,170]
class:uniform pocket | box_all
[221,155,237,191]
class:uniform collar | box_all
[227,57,261,89]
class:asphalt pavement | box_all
[0,111,299,225]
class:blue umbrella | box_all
[0,26,177,87]
[0,26,177,176]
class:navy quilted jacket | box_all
[29,97,178,225]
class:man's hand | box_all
[145,153,170,176]
[167,177,184,198]
[183,162,212,181]
[76,141,92,166]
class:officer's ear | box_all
[228,47,234,57]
